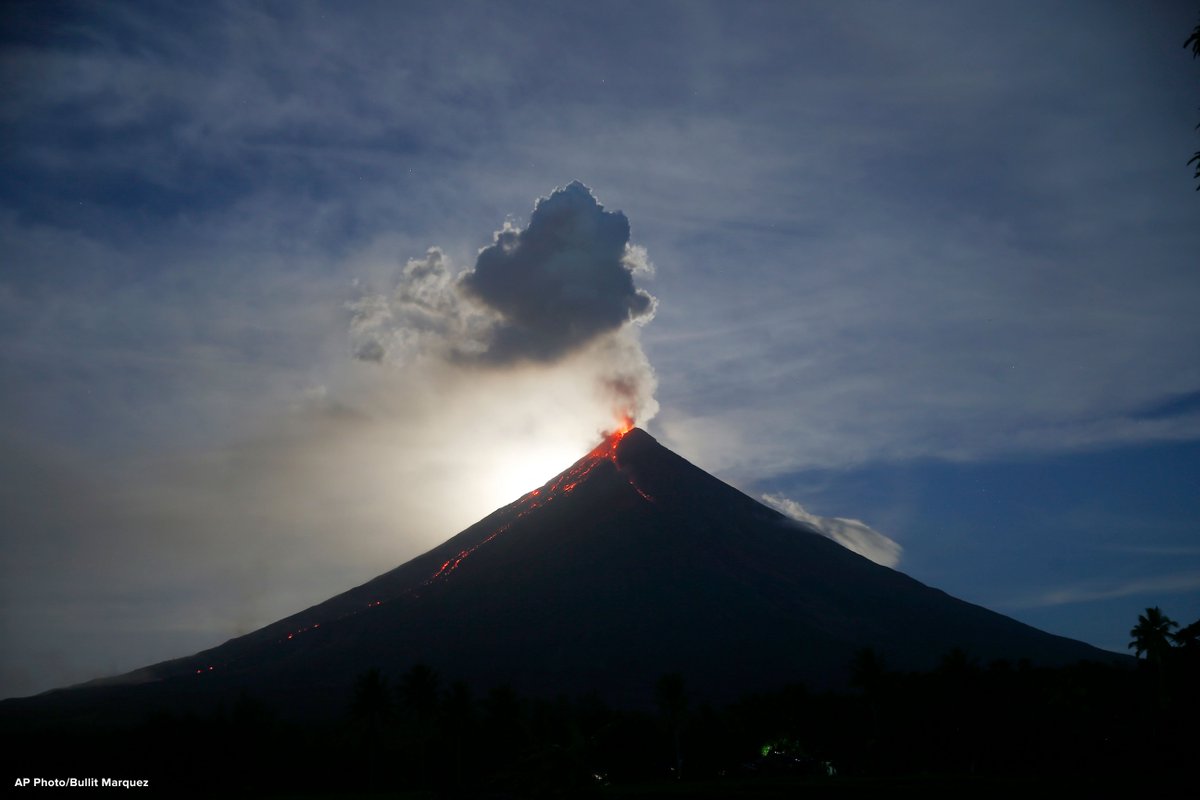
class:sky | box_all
[2,0,1198,700]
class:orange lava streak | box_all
[418,421,652,588]
[425,523,511,583]
[258,423,655,659]
[629,481,654,502]
[585,422,632,464]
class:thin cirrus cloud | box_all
[1007,570,1200,610]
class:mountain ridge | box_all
[2,427,1122,722]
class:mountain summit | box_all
[5,428,1115,719]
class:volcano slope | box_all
[2,428,1118,722]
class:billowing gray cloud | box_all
[762,493,902,568]
[461,181,655,363]
[349,182,658,421]
[349,247,488,364]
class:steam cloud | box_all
[762,493,902,568]
[349,182,658,422]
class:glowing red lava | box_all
[258,419,656,656]
[583,418,635,465]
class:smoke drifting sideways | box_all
[349,181,658,428]
[762,493,903,568]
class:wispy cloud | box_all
[762,493,902,568]
[1006,571,1200,609]
[1100,545,1200,557]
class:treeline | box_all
[5,623,1197,796]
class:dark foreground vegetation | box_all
[5,617,1196,798]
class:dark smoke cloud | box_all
[348,182,658,421]
[460,181,656,363]
[350,182,655,367]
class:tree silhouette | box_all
[655,672,688,780]
[850,647,886,694]
[1170,617,1200,650]
[397,663,440,722]
[482,684,527,774]
[1128,606,1178,666]
[850,648,887,769]
[348,668,394,786]
[443,680,475,786]
[397,663,440,786]
[349,667,392,734]
[1187,19,1200,189]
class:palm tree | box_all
[1170,618,1199,650]
[1128,607,1178,666]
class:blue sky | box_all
[2,1,1198,699]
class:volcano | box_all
[4,428,1116,721]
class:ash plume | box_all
[349,182,659,422]
[460,181,656,363]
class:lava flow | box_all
[256,420,657,657]
[548,417,636,493]
[423,418,651,584]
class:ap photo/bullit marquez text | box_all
[13,778,149,789]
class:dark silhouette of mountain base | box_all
[2,428,1119,723]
